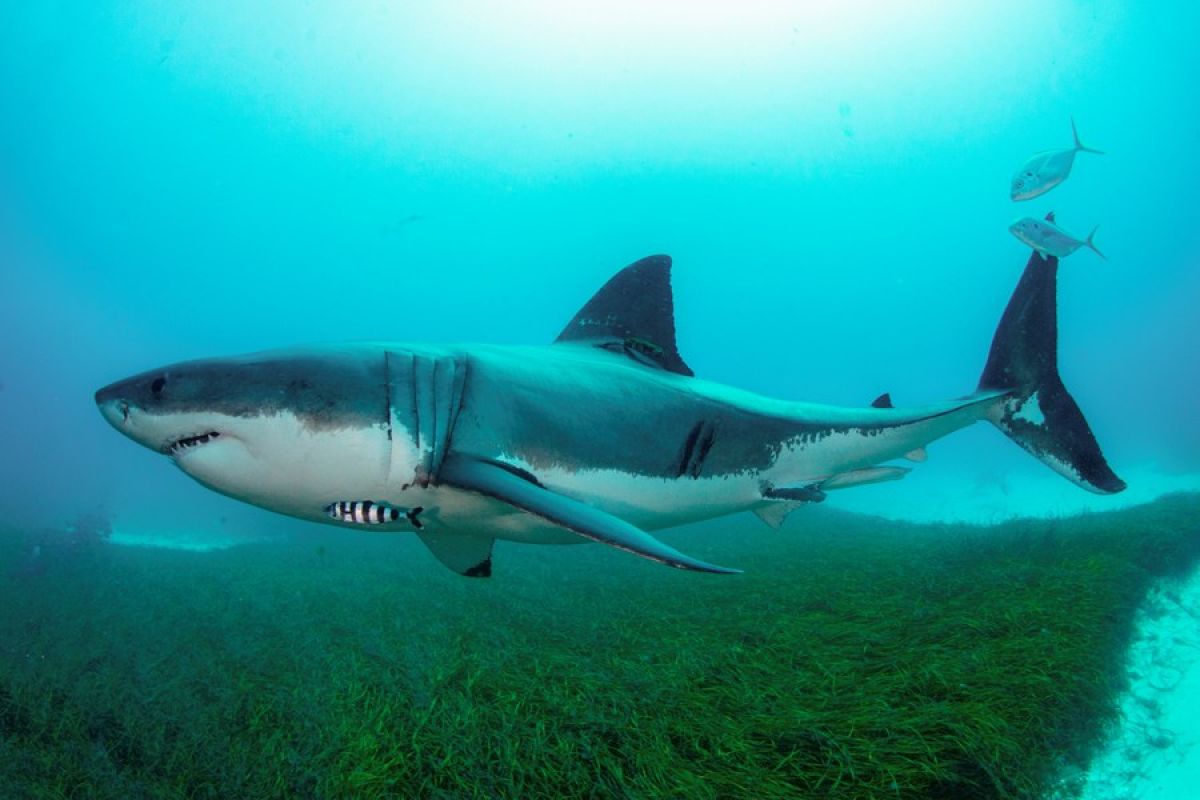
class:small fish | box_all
[1010,212,1105,260]
[1010,118,1104,201]
[325,500,424,529]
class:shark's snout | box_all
[94,374,167,449]
[95,382,132,429]
[94,367,174,427]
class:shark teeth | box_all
[166,431,221,456]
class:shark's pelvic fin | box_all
[754,468,909,530]
[752,503,799,530]
[554,254,694,377]
[417,532,493,578]
[978,251,1124,493]
[438,455,739,574]
[754,482,826,529]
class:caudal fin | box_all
[978,250,1125,493]
[1086,226,1107,260]
[1071,117,1105,155]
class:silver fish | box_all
[1011,118,1104,201]
[1010,212,1105,259]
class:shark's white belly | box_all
[172,411,396,522]
[513,463,759,531]
[173,411,751,543]
[403,468,759,545]
[171,398,988,548]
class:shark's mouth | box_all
[165,431,222,456]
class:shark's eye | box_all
[151,376,167,394]
[1025,171,1034,177]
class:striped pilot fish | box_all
[326,500,424,529]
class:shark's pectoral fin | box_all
[438,455,740,574]
[417,532,493,578]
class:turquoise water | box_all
[1,3,1199,796]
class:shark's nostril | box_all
[121,402,130,422]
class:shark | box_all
[95,251,1125,577]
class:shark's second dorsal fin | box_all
[554,255,694,377]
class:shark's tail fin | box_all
[1071,117,1105,155]
[978,251,1125,494]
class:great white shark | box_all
[96,251,1125,577]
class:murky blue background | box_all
[2,2,1197,538]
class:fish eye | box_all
[1025,171,1034,177]
[151,376,167,394]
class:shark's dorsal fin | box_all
[871,392,893,409]
[554,255,694,377]
[1045,211,1056,223]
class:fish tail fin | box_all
[1071,117,1105,155]
[1085,226,1107,260]
[977,250,1124,494]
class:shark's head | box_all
[95,347,399,520]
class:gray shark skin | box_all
[96,253,1124,577]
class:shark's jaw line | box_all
[164,430,223,457]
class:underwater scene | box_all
[2,2,1199,798]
